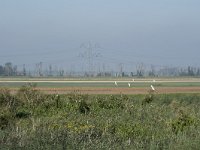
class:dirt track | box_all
[7,87,200,95]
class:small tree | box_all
[0,65,4,75]
[4,62,13,76]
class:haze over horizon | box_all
[0,0,200,71]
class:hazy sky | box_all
[0,0,200,71]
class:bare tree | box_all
[136,63,145,77]
[149,65,156,77]
[119,63,124,77]
[23,64,26,76]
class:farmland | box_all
[0,77,200,94]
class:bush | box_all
[142,93,154,105]
[79,100,90,114]
[15,108,31,119]
[17,83,44,106]
[171,110,196,134]
[0,109,14,130]
[97,95,126,109]
[0,88,20,112]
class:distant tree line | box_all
[1,62,200,77]
[0,62,22,76]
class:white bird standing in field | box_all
[151,85,155,91]
[114,81,118,86]
[128,83,131,87]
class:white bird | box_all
[151,85,155,91]
[114,81,118,86]
[128,83,131,87]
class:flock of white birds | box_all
[114,79,155,91]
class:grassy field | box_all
[1,81,200,88]
[1,85,200,149]
[1,77,200,95]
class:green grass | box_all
[1,77,200,88]
[1,85,200,149]
[1,81,200,88]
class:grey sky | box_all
[0,0,200,71]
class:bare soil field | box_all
[37,87,200,94]
[6,87,200,95]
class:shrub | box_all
[0,88,20,111]
[15,108,31,119]
[97,95,126,109]
[17,83,45,108]
[0,109,14,130]
[142,93,154,105]
[78,100,90,114]
[171,110,196,134]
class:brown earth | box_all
[6,87,200,95]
